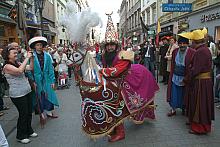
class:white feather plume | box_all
[59,1,102,43]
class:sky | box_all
[87,0,123,41]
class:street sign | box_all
[162,3,192,12]
[148,30,155,35]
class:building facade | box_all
[0,1,18,46]
[119,0,127,43]
[127,0,141,44]
[157,0,220,42]
[119,0,220,44]
[141,0,157,40]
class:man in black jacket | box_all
[159,37,170,84]
[141,39,156,77]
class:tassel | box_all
[102,76,106,91]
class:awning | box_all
[44,30,56,36]
[27,24,40,29]
[0,14,16,24]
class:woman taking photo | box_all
[2,45,37,144]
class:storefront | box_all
[25,11,40,40]
[188,4,220,43]
[0,2,18,45]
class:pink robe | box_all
[101,55,159,123]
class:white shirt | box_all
[145,47,150,58]
[55,53,68,64]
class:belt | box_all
[195,72,211,79]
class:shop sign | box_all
[201,12,220,23]
[148,30,155,35]
[26,11,38,25]
[162,3,192,12]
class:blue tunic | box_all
[169,49,187,109]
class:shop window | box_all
[216,26,220,43]
[0,26,5,37]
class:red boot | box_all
[108,123,125,142]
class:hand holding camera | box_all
[27,51,33,59]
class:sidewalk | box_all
[0,96,18,137]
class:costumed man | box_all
[28,36,59,123]
[100,36,159,142]
[166,33,195,117]
[184,28,214,134]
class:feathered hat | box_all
[28,36,47,49]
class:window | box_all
[48,0,54,4]
[0,26,5,37]
[142,12,145,23]
[152,7,156,24]
[61,7,63,15]
[147,10,150,25]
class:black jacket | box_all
[141,46,156,62]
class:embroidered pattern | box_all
[81,88,125,127]
[122,81,144,110]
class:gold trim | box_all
[195,72,211,79]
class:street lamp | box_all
[36,0,45,36]
[62,25,65,32]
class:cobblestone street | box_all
[1,79,220,147]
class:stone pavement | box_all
[1,79,220,147]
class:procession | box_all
[1,0,220,147]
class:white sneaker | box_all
[17,138,31,144]
[30,132,38,137]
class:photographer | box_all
[2,46,37,144]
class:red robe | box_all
[101,60,130,77]
[186,44,214,133]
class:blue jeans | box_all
[144,57,155,77]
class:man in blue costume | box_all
[166,33,195,116]
[28,36,59,124]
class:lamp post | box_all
[36,0,45,36]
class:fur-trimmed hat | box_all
[28,36,47,49]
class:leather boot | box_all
[108,123,125,142]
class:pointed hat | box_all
[105,13,118,44]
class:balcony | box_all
[193,0,208,11]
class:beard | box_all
[104,50,117,67]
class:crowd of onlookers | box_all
[0,41,76,145]
[0,32,220,145]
